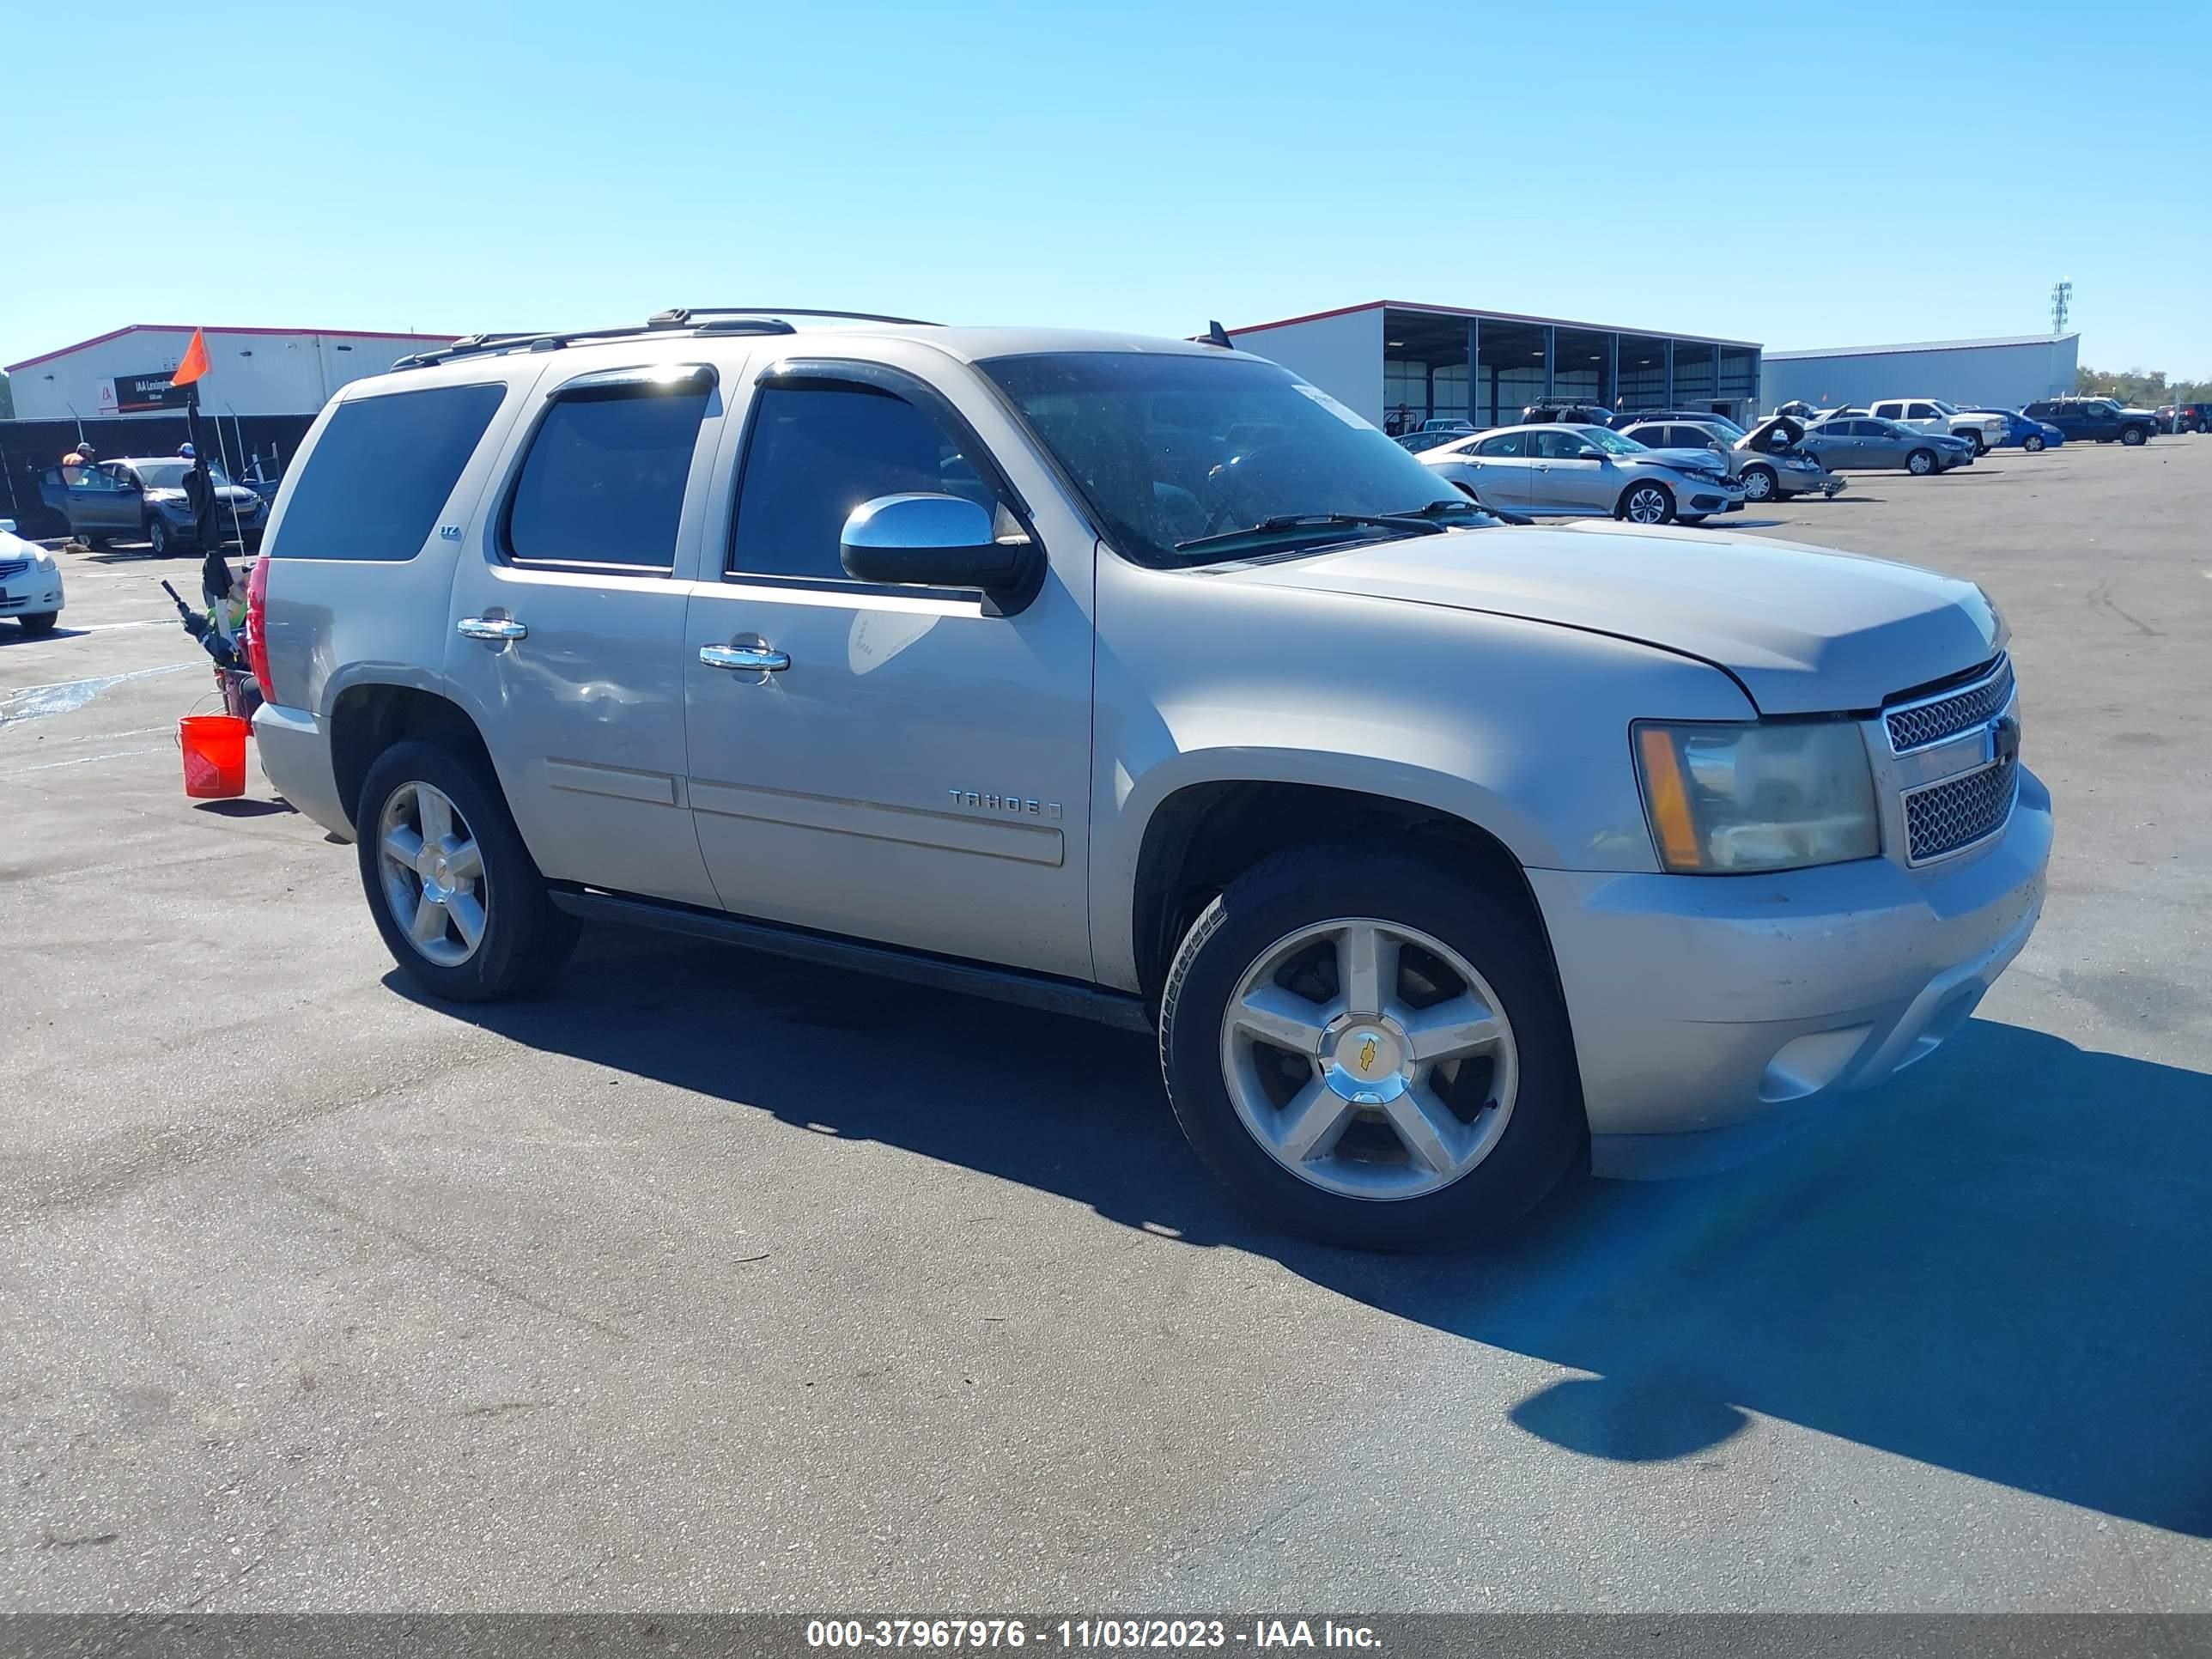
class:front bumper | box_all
[1530,767,2051,1178]
[252,702,352,838]
[0,574,65,616]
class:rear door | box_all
[679,353,1097,978]
[1457,430,1530,510]
[443,360,727,909]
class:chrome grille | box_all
[0,558,28,580]
[1905,756,2018,863]
[1886,655,2013,751]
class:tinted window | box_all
[1476,431,1530,458]
[507,383,708,568]
[732,385,998,583]
[270,383,504,561]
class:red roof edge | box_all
[6,323,460,374]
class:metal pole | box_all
[1713,343,1723,415]
[1663,340,1675,408]
[1607,334,1620,410]
[1466,319,1481,425]
[1542,325,1556,400]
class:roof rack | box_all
[647,306,941,328]
[391,306,934,372]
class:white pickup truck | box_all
[1869,399,2008,457]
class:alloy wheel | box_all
[1625,485,1670,524]
[376,781,488,967]
[1218,917,1519,1201]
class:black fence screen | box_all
[0,414,316,538]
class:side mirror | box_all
[840,493,1035,595]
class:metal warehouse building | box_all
[4,324,459,422]
[1761,333,2080,414]
[1226,301,1764,431]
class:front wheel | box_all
[146,517,173,556]
[2023,433,2045,453]
[1740,464,1778,502]
[2121,425,2148,447]
[16,612,58,635]
[1963,432,1989,456]
[1616,480,1676,524]
[1907,448,1936,476]
[356,739,580,1001]
[1158,842,1584,1250]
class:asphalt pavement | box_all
[2,438,2207,1613]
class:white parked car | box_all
[1868,399,2008,457]
[0,520,64,635]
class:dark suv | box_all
[2166,402,2209,434]
[39,456,269,554]
[2021,398,2158,447]
[1518,399,1614,426]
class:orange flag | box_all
[172,328,212,387]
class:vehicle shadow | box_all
[401,925,2212,1539]
[0,627,93,645]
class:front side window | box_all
[1906,402,1939,420]
[507,380,710,568]
[980,352,1482,568]
[270,382,506,562]
[731,384,1000,584]
[1532,429,1594,459]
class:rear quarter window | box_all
[267,382,506,561]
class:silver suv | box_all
[249,309,2050,1249]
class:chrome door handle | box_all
[458,617,528,641]
[700,643,790,672]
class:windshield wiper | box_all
[1174,511,1449,556]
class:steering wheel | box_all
[1198,445,1293,537]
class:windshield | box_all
[1930,400,1960,416]
[1583,427,1646,455]
[980,352,1487,566]
[137,461,233,489]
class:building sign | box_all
[114,370,191,412]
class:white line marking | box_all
[9,744,170,775]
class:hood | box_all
[1225,523,2001,714]
[1737,415,1805,453]
[1644,447,1731,474]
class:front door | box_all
[441,363,723,911]
[681,358,1096,980]
[1528,428,1610,513]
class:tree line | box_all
[2075,366,2212,406]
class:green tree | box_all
[0,371,13,421]
[2076,365,2212,405]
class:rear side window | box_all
[1475,431,1529,458]
[506,377,712,569]
[269,383,504,560]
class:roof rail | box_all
[647,306,941,328]
[391,313,808,371]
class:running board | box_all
[548,888,1154,1034]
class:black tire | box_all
[1615,479,1676,525]
[82,532,109,551]
[2023,434,2045,453]
[1966,433,1989,456]
[2120,425,2148,447]
[1158,840,1585,1251]
[16,611,58,635]
[1740,463,1778,502]
[355,738,579,1001]
[147,517,173,556]
[1906,448,1936,476]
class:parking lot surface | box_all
[3,440,2208,1612]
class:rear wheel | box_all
[81,532,109,550]
[16,612,58,635]
[1616,480,1676,525]
[1158,841,1584,1251]
[1907,448,1936,476]
[1740,464,1778,502]
[2121,425,2148,447]
[2023,433,2045,453]
[356,739,579,1001]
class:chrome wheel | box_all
[376,781,487,968]
[1218,917,1519,1201]
[1623,484,1670,524]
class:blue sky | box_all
[11,0,2209,378]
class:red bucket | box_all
[179,714,250,799]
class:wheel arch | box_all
[329,682,495,833]
[1127,775,1558,1012]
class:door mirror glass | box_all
[840,493,1031,592]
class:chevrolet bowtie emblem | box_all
[1358,1036,1378,1074]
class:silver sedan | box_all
[1422,423,1746,525]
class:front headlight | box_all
[1633,719,1880,873]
